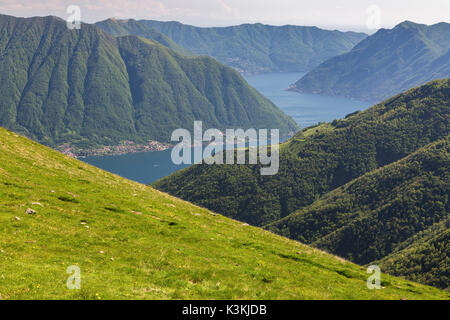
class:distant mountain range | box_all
[94,18,191,55]
[96,19,367,75]
[291,21,450,102]
[154,79,450,289]
[0,14,298,152]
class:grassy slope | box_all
[292,21,450,101]
[0,127,447,300]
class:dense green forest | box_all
[154,80,450,288]
[154,79,449,226]
[376,219,449,289]
[268,137,449,288]
[292,21,450,102]
[0,14,298,151]
[96,18,367,74]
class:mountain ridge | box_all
[0,14,298,153]
[96,18,367,75]
[290,21,450,101]
[154,79,449,226]
[267,136,449,288]
[153,79,450,287]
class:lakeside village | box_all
[58,125,290,159]
[59,140,172,158]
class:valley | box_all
[0,5,448,302]
[82,72,371,184]
[154,79,450,289]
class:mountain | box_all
[96,19,367,75]
[95,18,190,55]
[291,21,450,102]
[376,222,449,289]
[267,137,449,288]
[2,126,447,299]
[153,79,449,289]
[0,14,298,153]
[154,79,449,226]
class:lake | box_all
[245,73,372,128]
[82,72,372,184]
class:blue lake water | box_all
[82,72,372,184]
[245,73,372,128]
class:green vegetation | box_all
[376,221,449,289]
[97,19,367,74]
[1,127,447,299]
[268,137,449,288]
[0,14,298,152]
[95,18,191,55]
[292,21,450,101]
[154,80,450,288]
[154,79,449,226]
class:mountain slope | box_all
[1,126,447,299]
[95,18,190,55]
[267,137,449,288]
[154,79,450,227]
[291,21,450,102]
[98,19,367,74]
[376,223,449,289]
[0,14,298,152]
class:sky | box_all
[0,0,449,32]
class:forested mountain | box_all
[154,79,449,226]
[376,223,449,289]
[0,14,298,152]
[291,21,450,102]
[4,126,448,299]
[96,18,367,74]
[95,18,190,55]
[268,137,449,288]
[154,79,449,288]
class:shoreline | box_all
[58,132,296,159]
[58,141,173,158]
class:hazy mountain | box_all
[95,18,191,55]
[291,21,450,102]
[97,19,367,75]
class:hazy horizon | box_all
[0,0,449,33]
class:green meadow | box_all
[0,127,448,300]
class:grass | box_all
[0,127,448,300]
